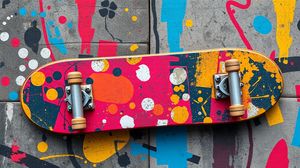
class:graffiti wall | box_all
[0,0,300,167]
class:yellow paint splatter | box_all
[127,57,142,65]
[129,102,136,109]
[31,72,45,86]
[131,15,138,22]
[83,131,130,163]
[265,103,284,126]
[124,8,129,12]
[171,106,189,124]
[185,19,193,27]
[273,0,296,64]
[170,94,180,105]
[130,44,139,52]
[40,154,84,160]
[203,117,212,123]
[37,141,48,153]
[46,88,58,101]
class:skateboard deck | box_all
[20,49,283,134]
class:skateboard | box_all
[20,49,283,134]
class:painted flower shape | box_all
[99,0,117,19]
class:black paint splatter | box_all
[24,20,41,54]
[118,152,130,167]
[2,0,10,8]
[297,20,300,31]
[0,61,4,68]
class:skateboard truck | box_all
[214,59,245,117]
[65,72,94,130]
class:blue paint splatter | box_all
[19,8,27,16]
[253,16,272,35]
[40,12,47,18]
[131,127,192,168]
[67,21,73,29]
[161,0,187,52]
[8,91,18,100]
[45,20,68,55]
[292,107,300,147]
[31,10,38,17]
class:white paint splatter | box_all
[141,98,154,111]
[247,102,259,118]
[169,68,187,85]
[120,115,135,128]
[6,103,14,122]
[2,21,7,25]
[102,119,107,124]
[91,60,105,72]
[6,16,10,20]
[0,32,9,41]
[157,119,168,126]
[19,65,26,72]
[136,64,150,82]
[40,48,51,59]
[182,93,190,101]
[28,59,38,70]
[18,48,28,59]
[15,76,25,86]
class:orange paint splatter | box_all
[153,104,164,116]
[107,104,118,114]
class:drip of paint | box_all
[273,0,296,64]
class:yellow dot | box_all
[185,19,193,27]
[93,164,97,167]
[197,97,203,103]
[179,85,185,92]
[131,15,138,22]
[130,44,139,52]
[174,86,180,92]
[271,74,275,78]
[198,90,202,94]
[101,59,110,72]
[278,85,281,89]
[129,102,136,109]
[171,106,189,124]
[283,59,288,65]
[203,117,212,123]
[170,94,180,105]
[127,57,142,65]
[37,141,48,153]
[46,88,58,101]
[84,160,88,164]
[124,8,129,12]
[31,72,45,86]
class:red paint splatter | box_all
[1,76,10,86]
[266,139,289,168]
[98,40,118,57]
[226,0,252,50]
[58,16,67,24]
[75,0,96,54]
[47,5,51,10]
[10,142,26,163]
[11,38,20,48]
[296,85,300,102]
[39,0,56,61]
[269,50,276,60]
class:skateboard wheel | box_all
[225,59,240,72]
[72,117,86,130]
[68,72,82,84]
[229,104,245,117]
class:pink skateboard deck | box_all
[20,49,283,134]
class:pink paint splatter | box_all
[266,139,289,168]
[11,38,20,48]
[269,50,276,60]
[75,0,96,54]
[1,76,10,86]
[296,85,300,102]
[226,0,252,50]
[47,5,51,10]
[58,16,67,24]
[11,142,26,163]
[97,40,118,57]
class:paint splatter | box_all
[11,37,20,48]
[253,16,272,34]
[45,20,68,55]
[273,0,296,64]
[58,16,67,24]
[266,139,289,167]
[24,20,41,53]
[11,142,27,163]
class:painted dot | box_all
[253,16,272,35]
[53,71,62,80]
[46,88,58,101]
[16,76,25,86]
[18,48,28,59]
[31,10,38,17]
[107,104,118,114]
[86,78,94,84]
[31,72,45,86]
[171,106,189,124]
[0,32,9,42]
[2,21,7,25]
[18,65,25,72]
[8,91,18,100]
[67,22,73,29]
[7,16,11,20]
[59,16,67,24]
[47,5,51,10]
[113,68,122,76]
[129,102,136,109]
[28,59,38,70]
[182,93,190,101]
[102,119,107,124]
[153,104,164,116]
[56,87,64,98]
[40,12,46,18]
[185,19,193,27]
[40,48,51,59]
[130,44,139,52]
[91,60,109,72]
[19,8,27,16]
[37,141,48,153]
[198,97,203,103]
[204,117,212,123]
[131,16,138,22]
[124,8,129,12]
[11,38,20,48]
[141,98,155,111]
[10,15,13,18]
[1,76,10,86]
[46,77,52,83]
